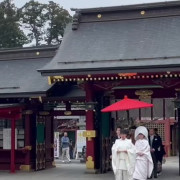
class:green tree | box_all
[19,0,47,46]
[0,0,28,48]
[45,1,72,45]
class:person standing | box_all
[148,128,162,178]
[153,128,166,175]
[112,126,121,145]
[112,129,136,180]
[133,126,153,180]
[69,140,74,159]
[128,126,137,145]
[110,126,121,159]
[61,132,71,163]
[154,128,166,164]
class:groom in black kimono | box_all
[148,128,162,178]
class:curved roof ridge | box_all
[71,1,180,13]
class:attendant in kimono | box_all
[133,126,153,180]
[112,129,136,180]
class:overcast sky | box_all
[11,0,176,15]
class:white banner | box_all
[3,128,17,149]
[76,130,86,153]
[54,132,59,158]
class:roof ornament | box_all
[72,11,81,30]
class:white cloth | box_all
[133,139,154,180]
[134,126,149,140]
[115,170,128,180]
[112,139,136,180]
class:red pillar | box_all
[85,83,95,169]
[25,114,31,165]
[11,118,16,173]
[164,119,170,156]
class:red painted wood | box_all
[25,114,30,165]
[164,119,171,156]
[85,83,95,165]
[0,106,24,171]
[0,107,21,119]
[86,111,95,159]
[140,119,173,156]
[11,118,15,173]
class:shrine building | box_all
[0,46,58,172]
[0,0,180,175]
[39,0,180,174]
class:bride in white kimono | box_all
[112,129,136,180]
[133,126,154,180]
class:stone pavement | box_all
[156,156,179,179]
[0,156,179,180]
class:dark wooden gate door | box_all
[95,95,111,173]
[100,113,111,173]
[36,114,46,171]
[45,116,54,168]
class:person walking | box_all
[133,126,153,180]
[154,128,166,175]
[110,126,121,160]
[148,128,162,178]
[112,126,121,146]
[61,132,71,163]
[112,129,136,180]
[128,126,137,145]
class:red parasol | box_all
[101,95,153,125]
[101,95,153,112]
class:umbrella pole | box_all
[126,110,130,126]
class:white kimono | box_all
[112,139,136,180]
[133,127,154,180]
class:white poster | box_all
[76,130,86,153]
[54,132,60,158]
[3,128,17,149]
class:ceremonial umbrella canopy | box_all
[101,95,153,124]
[101,95,153,112]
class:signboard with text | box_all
[76,130,86,154]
